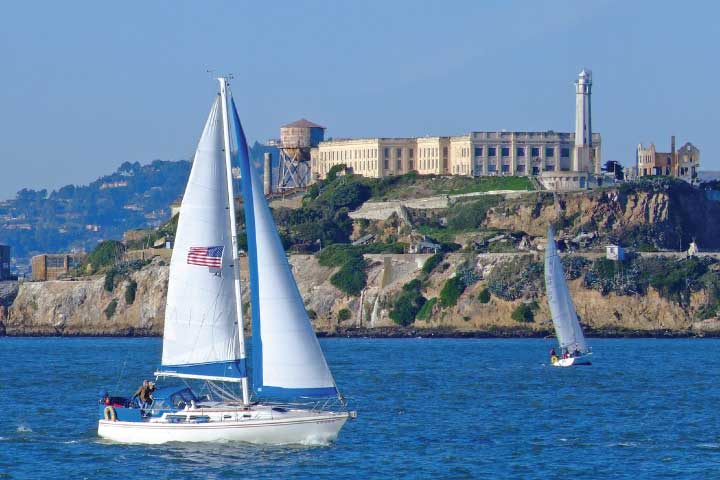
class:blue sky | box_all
[1,0,717,199]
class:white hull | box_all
[98,410,349,445]
[552,354,592,367]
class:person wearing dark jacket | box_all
[132,380,156,410]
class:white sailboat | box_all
[545,225,592,367]
[97,78,354,445]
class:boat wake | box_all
[16,425,32,433]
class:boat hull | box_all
[552,354,592,367]
[98,411,349,445]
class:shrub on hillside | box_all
[478,288,491,304]
[104,298,118,319]
[439,276,466,308]
[124,280,138,305]
[330,255,367,296]
[337,308,351,322]
[416,297,437,321]
[390,280,427,326]
[84,240,126,274]
[511,302,535,323]
[422,253,444,275]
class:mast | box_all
[218,77,250,405]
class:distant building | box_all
[0,244,11,280]
[311,70,601,190]
[606,245,625,261]
[31,253,86,281]
[637,136,700,183]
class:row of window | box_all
[471,146,572,158]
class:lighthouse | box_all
[573,69,595,173]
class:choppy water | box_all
[1,338,719,479]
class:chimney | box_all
[671,135,676,176]
[263,152,272,196]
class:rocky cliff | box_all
[4,253,719,337]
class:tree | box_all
[603,160,624,180]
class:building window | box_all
[560,148,570,157]
[443,147,448,157]
[474,147,483,157]
[396,148,402,157]
[501,147,510,157]
[409,160,414,170]
[409,148,414,158]
[531,147,540,157]
[516,147,525,157]
[517,164,525,172]
[384,159,389,169]
[488,164,496,172]
[488,147,497,157]
[384,148,389,158]
[544,164,555,171]
[443,159,448,169]
[545,147,554,157]
[501,164,510,173]
[397,160,402,169]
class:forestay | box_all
[159,97,245,380]
[544,225,588,353]
[230,98,338,399]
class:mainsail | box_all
[544,225,588,353]
[159,97,246,381]
[230,97,338,399]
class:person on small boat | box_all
[573,347,581,357]
[132,380,156,410]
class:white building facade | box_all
[312,70,601,184]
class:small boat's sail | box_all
[544,225,588,353]
[230,99,338,399]
[158,97,246,381]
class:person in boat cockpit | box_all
[573,348,581,357]
[132,380,156,410]
[549,347,556,358]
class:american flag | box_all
[187,246,224,268]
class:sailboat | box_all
[544,225,592,367]
[97,78,354,444]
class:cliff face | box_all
[483,183,720,249]
[5,262,167,336]
[5,253,718,336]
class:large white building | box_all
[311,70,601,187]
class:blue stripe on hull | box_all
[159,359,247,378]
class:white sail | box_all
[544,225,588,353]
[230,99,337,398]
[160,97,244,380]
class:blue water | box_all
[1,338,719,479]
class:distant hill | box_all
[0,160,191,271]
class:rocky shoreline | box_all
[2,326,717,339]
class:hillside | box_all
[0,160,190,270]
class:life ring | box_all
[104,406,117,422]
[550,355,558,364]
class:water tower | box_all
[278,118,325,191]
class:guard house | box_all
[31,253,86,281]
[0,245,10,280]
[606,245,625,261]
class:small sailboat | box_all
[97,78,354,444]
[544,225,592,367]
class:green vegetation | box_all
[337,308,351,322]
[104,298,118,319]
[422,253,444,275]
[0,160,191,268]
[103,260,149,293]
[330,255,367,296]
[124,280,138,305]
[416,297,437,321]
[84,240,126,274]
[389,280,427,326]
[511,302,537,323]
[478,288,491,304]
[439,276,465,308]
[306,309,317,320]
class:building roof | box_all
[281,118,325,129]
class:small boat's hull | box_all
[98,410,349,445]
[552,354,592,367]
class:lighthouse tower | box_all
[573,69,595,172]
